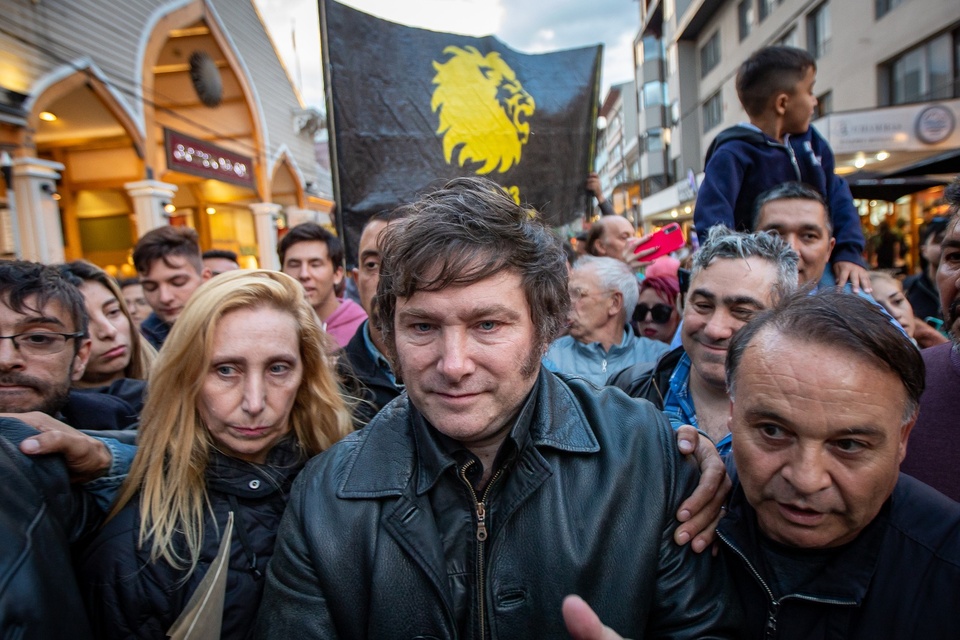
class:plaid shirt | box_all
[662,352,732,456]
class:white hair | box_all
[574,255,638,319]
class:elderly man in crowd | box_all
[544,255,669,386]
[610,226,798,455]
[901,177,960,501]
[254,177,740,638]
[567,290,960,639]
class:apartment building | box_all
[634,0,959,252]
[596,80,642,223]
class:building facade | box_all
[634,0,960,253]
[596,80,642,223]
[0,0,331,274]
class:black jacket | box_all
[0,418,100,639]
[78,438,307,640]
[338,320,401,425]
[254,370,741,639]
[607,345,685,406]
[903,271,942,322]
[139,312,170,351]
[717,471,960,639]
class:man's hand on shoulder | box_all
[562,595,628,640]
[673,425,731,553]
[3,412,112,483]
[833,261,872,294]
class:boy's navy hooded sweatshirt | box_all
[693,124,866,266]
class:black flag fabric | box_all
[320,0,603,263]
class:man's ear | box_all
[608,291,623,317]
[200,267,213,282]
[897,410,918,464]
[333,265,345,286]
[71,338,92,382]
[351,267,359,282]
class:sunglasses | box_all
[633,303,674,324]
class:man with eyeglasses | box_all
[1,260,135,638]
[543,255,669,386]
[609,226,798,455]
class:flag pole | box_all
[586,45,603,223]
[319,0,345,245]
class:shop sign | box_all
[817,99,960,154]
[164,129,254,188]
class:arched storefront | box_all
[1,0,331,272]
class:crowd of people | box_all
[2,43,960,640]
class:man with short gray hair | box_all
[610,226,798,454]
[544,255,669,385]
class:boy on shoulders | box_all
[694,46,870,293]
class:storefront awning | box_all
[884,148,960,178]
[847,171,948,201]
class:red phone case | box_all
[633,223,685,260]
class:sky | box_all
[252,0,640,110]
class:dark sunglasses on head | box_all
[633,303,674,324]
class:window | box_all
[703,91,722,132]
[700,31,721,77]
[876,0,904,19]
[759,0,777,22]
[645,129,664,153]
[643,36,664,61]
[776,26,798,48]
[738,0,754,41]
[642,81,668,109]
[807,3,831,59]
[813,91,832,119]
[884,30,959,105]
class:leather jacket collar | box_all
[336,369,601,500]
[718,467,888,604]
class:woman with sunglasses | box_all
[632,276,681,345]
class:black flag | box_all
[320,0,602,263]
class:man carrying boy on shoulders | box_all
[694,46,870,293]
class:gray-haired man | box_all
[609,226,799,455]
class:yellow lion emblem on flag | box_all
[431,45,535,175]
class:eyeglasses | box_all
[633,303,674,324]
[0,331,84,356]
[569,288,612,302]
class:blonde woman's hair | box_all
[110,270,352,574]
[59,260,158,381]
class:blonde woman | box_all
[78,270,352,640]
[59,261,157,413]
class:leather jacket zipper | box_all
[717,529,858,639]
[459,460,504,640]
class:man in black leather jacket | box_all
[567,291,960,640]
[1,417,101,639]
[254,177,740,638]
